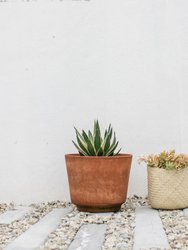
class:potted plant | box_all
[65,120,132,212]
[139,150,188,209]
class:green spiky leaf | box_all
[103,128,113,154]
[72,121,121,156]
[82,130,96,155]
[106,141,119,156]
[114,148,122,156]
[76,135,91,156]
[94,120,101,153]
[88,130,94,143]
[72,141,87,156]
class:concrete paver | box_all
[183,208,188,216]
[0,207,31,225]
[133,206,170,250]
[5,208,72,250]
[68,224,107,250]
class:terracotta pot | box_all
[65,154,132,212]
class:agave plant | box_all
[72,120,121,156]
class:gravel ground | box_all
[0,201,71,249]
[1,197,188,250]
[39,196,148,250]
[159,209,188,250]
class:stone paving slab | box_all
[133,206,170,250]
[5,207,72,250]
[0,206,31,225]
[68,224,107,250]
[88,212,113,216]
[183,208,188,216]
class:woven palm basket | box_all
[148,166,188,209]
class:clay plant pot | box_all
[65,154,132,212]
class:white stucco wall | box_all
[0,0,187,203]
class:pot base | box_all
[76,204,121,213]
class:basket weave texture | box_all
[148,166,188,209]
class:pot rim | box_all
[65,153,132,159]
[147,166,188,172]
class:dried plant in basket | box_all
[139,150,188,170]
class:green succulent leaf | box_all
[104,129,108,138]
[106,141,119,156]
[94,120,101,153]
[82,130,96,155]
[107,124,111,133]
[76,135,91,156]
[103,128,113,154]
[74,127,85,143]
[72,141,87,156]
[96,146,103,156]
[88,130,94,143]
[114,148,122,156]
[72,121,121,156]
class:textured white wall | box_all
[0,0,187,203]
